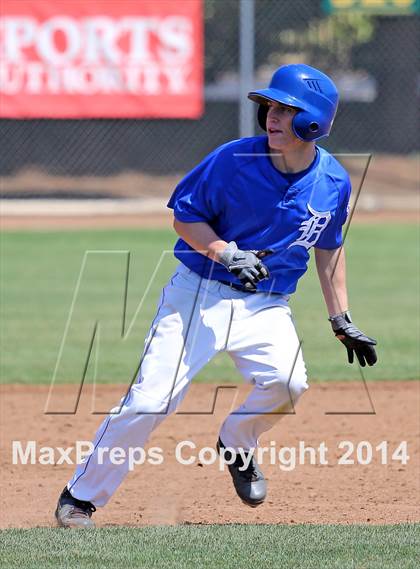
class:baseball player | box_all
[55,64,377,528]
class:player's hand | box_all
[218,241,274,291]
[329,311,377,367]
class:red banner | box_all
[0,0,203,118]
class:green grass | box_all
[1,224,419,384]
[1,525,419,569]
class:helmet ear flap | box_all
[292,110,321,141]
[257,104,268,131]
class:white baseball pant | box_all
[68,263,308,506]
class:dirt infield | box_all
[1,382,418,528]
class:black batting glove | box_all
[218,241,274,291]
[329,311,377,367]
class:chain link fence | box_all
[1,0,418,195]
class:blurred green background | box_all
[1,223,418,385]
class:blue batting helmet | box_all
[248,64,339,141]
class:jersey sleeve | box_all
[167,147,225,223]
[315,174,351,250]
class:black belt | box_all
[218,280,256,293]
[218,279,286,297]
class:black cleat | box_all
[55,486,96,529]
[217,438,267,507]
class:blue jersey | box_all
[167,136,351,295]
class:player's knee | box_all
[256,368,307,400]
[134,398,168,415]
[269,369,308,403]
[288,373,308,403]
[124,387,170,415]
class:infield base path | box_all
[1,382,418,527]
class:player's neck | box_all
[269,142,316,174]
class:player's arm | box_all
[173,219,228,262]
[315,246,377,367]
[173,218,272,290]
[314,246,348,316]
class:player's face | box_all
[266,102,301,151]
